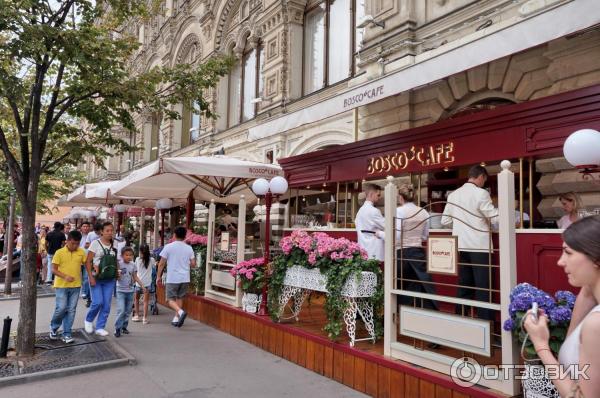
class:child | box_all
[132,244,156,324]
[114,246,145,337]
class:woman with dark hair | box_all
[84,222,118,336]
[132,244,156,324]
[524,215,600,397]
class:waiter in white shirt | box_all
[396,184,438,310]
[441,165,498,321]
[355,184,385,261]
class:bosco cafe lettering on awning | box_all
[366,142,455,176]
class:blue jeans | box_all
[81,267,90,298]
[86,279,116,330]
[115,291,134,331]
[50,287,81,337]
[46,254,54,282]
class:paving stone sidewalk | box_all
[0,296,366,398]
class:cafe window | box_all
[228,43,264,127]
[303,0,354,95]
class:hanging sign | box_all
[220,232,230,251]
[427,236,458,276]
[366,142,455,175]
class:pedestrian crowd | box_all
[22,220,196,344]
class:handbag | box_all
[520,315,560,398]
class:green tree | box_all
[0,0,233,355]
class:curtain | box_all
[242,49,257,122]
[328,0,351,84]
[228,61,242,127]
[303,4,325,94]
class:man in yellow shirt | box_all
[50,230,86,343]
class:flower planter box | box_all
[211,269,236,290]
[277,265,377,346]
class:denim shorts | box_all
[166,283,188,300]
[135,286,152,294]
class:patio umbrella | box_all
[110,155,283,204]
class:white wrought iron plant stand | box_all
[276,265,377,346]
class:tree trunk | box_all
[16,201,38,356]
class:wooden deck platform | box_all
[157,287,509,398]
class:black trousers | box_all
[455,251,494,321]
[397,247,438,310]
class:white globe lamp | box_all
[156,198,173,210]
[114,204,128,213]
[269,176,288,195]
[563,129,600,171]
[252,178,270,196]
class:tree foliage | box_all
[0,0,233,355]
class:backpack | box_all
[97,242,117,280]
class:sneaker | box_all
[142,318,149,325]
[121,328,130,335]
[177,311,187,328]
[95,329,109,337]
[132,316,141,322]
[114,329,121,338]
[62,335,74,344]
[49,329,60,340]
[84,320,94,334]
[85,299,91,308]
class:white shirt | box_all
[396,203,429,248]
[557,214,577,229]
[86,231,100,246]
[441,182,498,252]
[79,233,88,249]
[355,200,385,261]
[160,240,195,283]
[135,257,156,287]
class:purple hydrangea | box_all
[509,292,536,316]
[533,292,556,313]
[503,318,514,331]
[510,283,540,300]
[548,306,572,325]
[555,291,576,309]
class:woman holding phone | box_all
[524,215,600,397]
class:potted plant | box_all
[230,257,267,313]
[503,283,575,398]
[269,230,383,341]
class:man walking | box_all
[441,165,498,321]
[49,230,86,343]
[157,226,196,327]
[79,222,92,307]
[45,222,66,284]
[355,184,385,261]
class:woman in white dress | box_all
[557,192,582,229]
[524,215,600,397]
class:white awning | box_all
[110,155,283,204]
[249,0,600,141]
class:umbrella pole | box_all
[186,190,194,230]
[161,210,166,246]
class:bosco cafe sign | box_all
[367,142,455,175]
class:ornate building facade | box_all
[84,0,600,196]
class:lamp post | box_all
[563,129,600,178]
[156,198,173,247]
[251,175,288,316]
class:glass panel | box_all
[258,46,264,101]
[242,49,257,122]
[191,101,201,142]
[328,0,351,84]
[228,61,242,127]
[355,0,365,53]
[303,4,325,94]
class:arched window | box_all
[303,0,355,95]
[228,42,264,127]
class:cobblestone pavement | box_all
[0,296,367,398]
